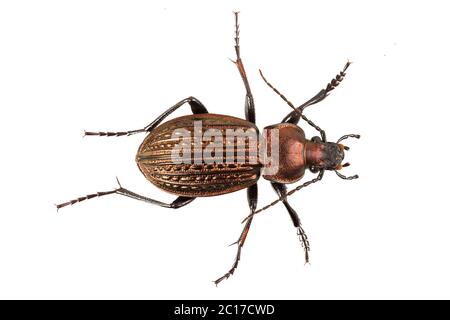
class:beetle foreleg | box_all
[56,178,195,210]
[283,61,352,124]
[271,182,310,263]
[84,96,208,137]
[258,69,332,142]
[214,184,258,286]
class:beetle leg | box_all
[243,170,324,222]
[143,97,208,132]
[115,189,195,208]
[282,61,352,124]
[84,96,208,137]
[258,70,328,141]
[214,183,258,285]
[271,182,310,263]
[56,178,195,210]
[231,12,255,124]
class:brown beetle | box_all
[57,12,359,285]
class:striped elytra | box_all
[136,113,262,197]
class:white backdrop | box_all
[1,0,449,299]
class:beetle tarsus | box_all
[232,11,255,124]
[297,226,310,263]
[271,182,311,263]
[215,203,255,285]
[56,184,196,211]
[281,61,352,125]
[214,246,242,286]
[83,97,209,139]
[83,129,145,137]
[56,189,118,211]
[326,61,351,93]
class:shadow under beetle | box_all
[57,12,360,285]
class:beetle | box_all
[57,12,360,285]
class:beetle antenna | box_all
[335,170,359,180]
[259,69,301,116]
[337,134,360,143]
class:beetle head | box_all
[308,141,345,171]
[308,134,360,180]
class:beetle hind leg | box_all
[213,217,252,285]
[214,184,258,285]
[56,178,195,210]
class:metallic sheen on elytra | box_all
[136,113,261,197]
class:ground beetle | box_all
[57,12,360,285]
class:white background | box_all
[1,0,449,299]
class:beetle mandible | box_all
[57,12,360,285]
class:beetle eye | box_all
[310,165,319,173]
